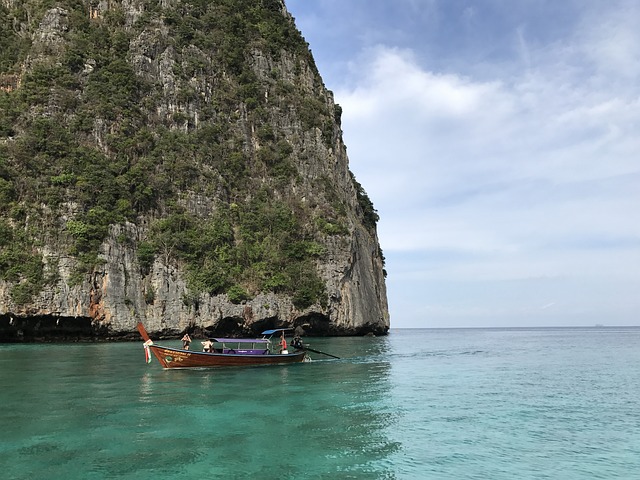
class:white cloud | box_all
[288,0,640,326]
[333,35,639,326]
[577,1,640,80]
[343,46,509,123]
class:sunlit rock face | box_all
[0,0,389,340]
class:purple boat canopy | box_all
[211,338,270,344]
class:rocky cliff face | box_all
[0,0,389,341]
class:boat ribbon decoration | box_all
[143,339,154,364]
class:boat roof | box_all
[261,328,293,335]
[211,337,269,344]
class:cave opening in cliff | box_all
[295,313,332,336]
[211,316,245,337]
[0,314,103,342]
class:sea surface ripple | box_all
[1,327,639,479]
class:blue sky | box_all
[286,0,640,328]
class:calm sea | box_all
[1,327,639,479]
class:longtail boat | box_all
[137,322,308,369]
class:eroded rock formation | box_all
[0,0,389,341]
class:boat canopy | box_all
[261,328,293,336]
[211,338,269,344]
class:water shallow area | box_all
[1,328,639,479]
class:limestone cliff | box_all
[0,0,389,341]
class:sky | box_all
[285,0,640,328]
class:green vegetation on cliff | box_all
[0,0,378,309]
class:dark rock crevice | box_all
[0,314,121,342]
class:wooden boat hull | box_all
[137,322,307,369]
[147,344,307,369]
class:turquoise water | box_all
[1,327,639,479]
